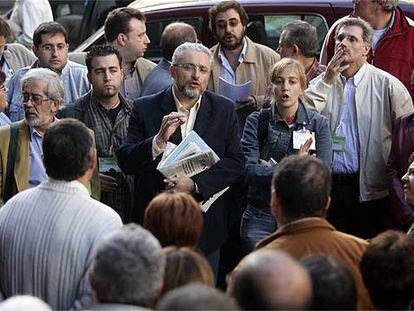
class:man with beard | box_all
[0,68,62,205]
[305,17,413,238]
[320,0,414,99]
[7,22,90,122]
[74,45,133,223]
[207,0,279,130]
[117,42,244,273]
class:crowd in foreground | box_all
[0,0,414,310]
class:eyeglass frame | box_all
[174,63,211,75]
[20,92,53,106]
[216,18,241,30]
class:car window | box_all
[145,17,203,62]
[247,14,328,57]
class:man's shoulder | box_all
[203,90,235,110]
[66,60,88,73]
[247,37,279,59]
[135,57,156,71]
[365,63,408,87]
[74,91,92,109]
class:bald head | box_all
[161,22,197,61]
[229,250,312,310]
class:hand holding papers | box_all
[157,131,229,212]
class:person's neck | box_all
[368,11,392,30]
[298,56,316,74]
[76,170,92,188]
[222,44,244,70]
[174,85,198,110]
[342,60,365,79]
[94,92,120,110]
[276,102,298,120]
[122,60,135,72]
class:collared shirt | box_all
[120,66,142,102]
[218,38,248,84]
[372,10,395,49]
[152,87,201,159]
[7,60,90,122]
[0,113,10,126]
[28,126,48,188]
[333,63,367,174]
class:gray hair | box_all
[336,17,373,44]
[21,68,64,101]
[92,224,166,307]
[171,42,214,65]
[282,20,318,58]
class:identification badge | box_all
[98,156,121,173]
[332,135,346,152]
[293,130,316,150]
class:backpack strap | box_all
[257,108,271,152]
[4,122,20,203]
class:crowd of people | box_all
[0,0,414,310]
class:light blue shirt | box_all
[218,38,248,84]
[7,60,90,122]
[0,113,10,127]
[333,64,366,174]
[29,126,47,188]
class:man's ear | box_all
[117,33,128,47]
[363,44,371,57]
[32,45,39,57]
[292,44,300,56]
[51,100,60,114]
[169,64,176,80]
[270,189,281,221]
[87,72,92,84]
[323,196,331,216]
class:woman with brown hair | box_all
[144,191,203,248]
[162,246,215,295]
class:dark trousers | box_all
[328,173,391,239]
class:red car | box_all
[72,0,414,62]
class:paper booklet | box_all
[157,130,228,212]
[218,77,251,102]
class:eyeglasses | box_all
[175,63,210,75]
[216,19,241,29]
[38,43,68,53]
[0,82,6,92]
[20,93,51,106]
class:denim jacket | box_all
[241,100,332,210]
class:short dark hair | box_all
[360,230,414,310]
[282,20,318,58]
[0,16,13,40]
[301,256,357,310]
[33,22,68,47]
[161,22,197,61]
[85,44,122,73]
[104,7,146,43]
[43,119,94,181]
[272,155,331,219]
[156,283,237,310]
[208,1,249,37]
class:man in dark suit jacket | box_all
[117,42,244,267]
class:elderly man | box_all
[0,68,62,205]
[89,224,165,309]
[141,22,198,96]
[320,0,414,98]
[256,155,373,310]
[7,22,90,122]
[305,17,413,238]
[74,44,133,223]
[0,119,122,310]
[207,0,279,129]
[117,42,244,272]
[228,249,312,310]
[105,7,155,102]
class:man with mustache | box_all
[7,22,90,122]
[117,42,244,273]
[207,0,280,130]
[73,45,133,223]
[305,17,413,239]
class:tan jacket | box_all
[304,63,414,201]
[135,57,156,84]
[257,217,373,310]
[0,120,100,206]
[209,37,280,108]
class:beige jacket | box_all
[209,36,280,108]
[135,57,156,83]
[304,63,414,201]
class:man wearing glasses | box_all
[117,42,244,274]
[6,22,90,122]
[207,0,279,130]
[0,68,61,205]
